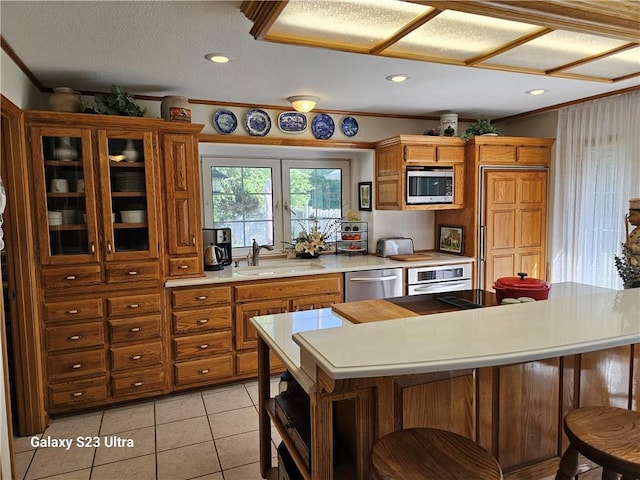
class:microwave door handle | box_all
[349,275,399,282]
[412,282,469,293]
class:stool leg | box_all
[556,444,579,480]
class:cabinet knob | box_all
[127,271,138,276]
[66,309,79,315]
[65,275,77,280]
[68,335,81,341]
[71,391,84,398]
[197,319,208,325]
[107,241,112,253]
[192,235,196,246]
[71,364,83,369]
[199,344,209,350]
[131,354,142,360]
[199,369,209,375]
[129,327,141,333]
[132,381,144,387]
[90,243,96,254]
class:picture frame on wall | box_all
[358,182,372,211]
[439,225,463,254]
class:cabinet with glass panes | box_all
[337,221,368,255]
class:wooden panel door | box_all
[235,299,289,350]
[483,169,547,289]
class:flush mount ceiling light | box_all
[386,74,410,82]
[526,89,548,95]
[287,95,320,113]
[205,53,231,63]
[242,1,639,84]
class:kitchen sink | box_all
[234,261,326,276]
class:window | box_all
[201,157,349,254]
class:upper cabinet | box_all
[374,135,465,210]
[474,136,552,166]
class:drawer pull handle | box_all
[127,271,138,276]
[196,295,208,300]
[199,369,209,374]
[128,304,141,309]
[129,327,141,333]
[71,364,83,369]
[197,319,208,325]
[65,275,77,280]
[131,355,142,360]
[68,335,81,341]
[179,265,189,270]
[66,309,79,314]
[132,381,144,387]
[199,344,209,350]
[72,391,84,397]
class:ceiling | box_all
[1,0,639,120]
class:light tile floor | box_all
[12,378,281,480]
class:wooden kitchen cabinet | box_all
[435,136,554,290]
[160,127,205,278]
[374,135,465,210]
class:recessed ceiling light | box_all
[526,89,547,95]
[205,53,231,64]
[386,74,409,83]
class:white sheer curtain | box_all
[551,90,640,288]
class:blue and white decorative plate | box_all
[278,112,307,133]
[341,116,359,137]
[244,109,271,136]
[213,109,237,134]
[311,113,335,140]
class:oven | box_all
[407,263,472,295]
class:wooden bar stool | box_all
[556,406,640,480]
[370,428,503,480]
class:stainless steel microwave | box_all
[406,167,453,204]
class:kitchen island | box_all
[251,283,640,480]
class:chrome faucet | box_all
[249,238,274,266]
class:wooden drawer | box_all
[48,349,106,380]
[236,350,285,376]
[174,332,232,361]
[107,293,161,317]
[105,261,160,284]
[111,366,165,398]
[45,322,105,352]
[109,315,161,344]
[110,341,162,372]
[49,377,107,410]
[42,264,102,290]
[44,298,104,324]
[479,144,517,163]
[172,306,232,335]
[171,285,231,308]
[235,274,342,302]
[168,257,201,277]
[174,356,234,386]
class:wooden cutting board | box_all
[331,299,419,324]
[388,253,433,261]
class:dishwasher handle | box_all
[348,275,400,282]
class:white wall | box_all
[0,50,44,109]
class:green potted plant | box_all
[83,84,146,117]
[461,118,501,141]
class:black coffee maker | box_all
[203,228,232,267]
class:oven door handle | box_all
[348,275,399,282]
[410,281,470,293]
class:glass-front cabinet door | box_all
[30,126,99,265]
[96,130,159,262]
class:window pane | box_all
[210,166,274,247]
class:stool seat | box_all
[556,406,640,480]
[370,428,503,480]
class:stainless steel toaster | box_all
[375,237,414,257]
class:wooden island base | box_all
[258,340,638,480]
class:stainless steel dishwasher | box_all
[344,268,404,302]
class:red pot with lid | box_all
[493,272,551,303]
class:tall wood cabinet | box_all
[374,135,465,210]
[24,111,204,414]
[435,136,554,290]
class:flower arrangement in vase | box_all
[285,218,339,258]
[615,198,640,288]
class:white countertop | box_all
[166,251,474,287]
[250,283,640,387]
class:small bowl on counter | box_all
[494,272,551,304]
[120,210,146,223]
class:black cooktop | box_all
[386,289,498,315]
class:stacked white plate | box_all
[48,211,62,226]
[113,171,145,192]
